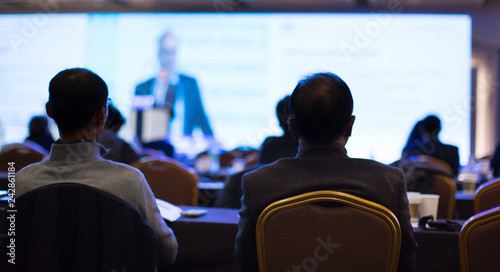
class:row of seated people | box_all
[3,134,500,220]
[1,68,499,271]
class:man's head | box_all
[28,116,50,136]
[46,68,108,135]
[276,95,291,133]
[288,72,354,146]
[422,115,441,139]
[158,32,177,71]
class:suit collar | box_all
[296,145,348,159]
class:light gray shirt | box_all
[16,141,178,266]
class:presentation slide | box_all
[0,13,471,164]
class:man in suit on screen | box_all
[234,72,417,272]
[135,32,213,137]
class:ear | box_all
[288,118,298,139]
[95,107,107,128]
[45,102,53,118]
[344,115,356,138]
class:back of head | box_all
[28,116,49,136]
[105,104,125,131]
[47,68,108,134]
[276,95,291,132]
[289,72,353,145]
[422,115,441,138]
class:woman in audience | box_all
[401,120,424,159]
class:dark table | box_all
[167,207,462,272]
[197,181,224,207]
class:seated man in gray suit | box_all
[235,72,417,272]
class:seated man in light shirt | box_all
[16,68,178,267]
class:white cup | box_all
[407,192,422,224]
[420,194,440,220]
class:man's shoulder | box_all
[352,157,403,171]
[100,159,144,178]
[16,159,47,177]
[442,143,459,152]
[245,156,403,181]
[135,78,155,94]
[178,73,196,82]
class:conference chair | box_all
[459,206,500,272]
[474,178,500,214]
[430,174,457,219]
[408,155,453,176]
[1,183,158,272]
[256,191,401,272]
[0,143,47,172]
[132,156,199,206]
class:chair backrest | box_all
[0,144,47,172]
[429,174,457,219]
[459,206,500,272]
[132,156,199,206]
[2,183,158,272]
[408,155,453,176]
[256,191,401,272]
[474,178,500,214]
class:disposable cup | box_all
[420,194,440,220]
[407,192,422,224]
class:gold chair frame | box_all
[256,191,402,272]
[459,206,500,272]
[474,178,500,214]
[432,174,457,219]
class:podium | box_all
[130,95,171,143]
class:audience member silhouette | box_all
[216,95,299,209]
[16,68,178,267]
[24,115,55,153]
[235,72,417,272]
[98,104,141,165]
[258,95,299,164]
[401,120,424,159]
[408,115,460,176]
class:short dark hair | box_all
[47,68,108,134]
[28,115,49,136]
[289,72,353,145]
[422,115,441,137]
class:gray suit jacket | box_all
[235,146,417,272]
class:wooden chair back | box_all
[132,156,199,206]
